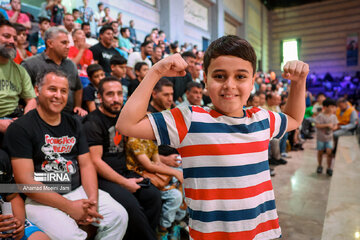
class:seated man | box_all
[334,97,359,148]
[177,81,203,107]
[3,70,128,240]
[83,76,161,240]
[0,20,36,138]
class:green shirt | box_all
[304,106,313,119]
[0,60,35,117]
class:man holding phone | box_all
[83,76,161,240]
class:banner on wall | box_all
[346,33,358,66]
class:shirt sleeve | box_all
[68,47,78,59]
[82,86,95,101]
[21,60,36,85]
[89,45,100,61]
[267,110,288,140]
[147,106,193,148]
[127,52,136,68]
[126,137,146,156]
[83,117,104,147]
[3,122,33,159]
[28,32,38,47]
[19,66,36,99]
[75,119,89,155]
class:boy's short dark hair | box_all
[99,25,114,35]
[98,2,103,7]
[134,62,148,72]
[38,17,50,24]
[317,92,325,98]
[72,8,79,14]
[203,35,257,76]
[110,55,127,66]
[13,23,26,34]
[120,27,129,34]
[153,78,173,93]
[323,98,337,107]
[181,51,196,59]
[98,76,122,96]
[141,40,153,48]
[87,64,103,79]
[186,81,202,92]
[81,22,90,29]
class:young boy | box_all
[117,35,309,240]
[82,64,105,112]
[127,62,149,97]
[0,150,49,240]
[110,54,129,101]
[315,98,338,176]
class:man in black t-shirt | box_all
[90,25,120,76]
[83,76,161,240]
[3,70,128,240]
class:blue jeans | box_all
[280,132,289,154]
[160,188,186,228]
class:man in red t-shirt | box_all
[7,0,31,29]
[68,29,94,87]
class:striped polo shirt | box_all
[148,106,287,240]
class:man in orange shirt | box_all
[334,98,358,140]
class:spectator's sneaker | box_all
[277,158,288,165]
[269,158,281,165]
[270,168,276,177]
[316,166,323,174]
[169,224,181,240]
[326,168,333,176]
[281,152,292,158]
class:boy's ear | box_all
[203,72,207,89]
[151,90,156,98]
[97,92,103,103]
[252,75,255,86]
[34,85,40,97]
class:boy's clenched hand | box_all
[282,60,309,82]
[153,53,188,78]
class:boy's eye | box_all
[213,74,225,79]
[236,75,246,80]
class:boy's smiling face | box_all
[204,55,255,117]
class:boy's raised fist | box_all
[282,60,309,82]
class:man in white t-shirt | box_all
[126,40,153,80]
[93,2,105,35]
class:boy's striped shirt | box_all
[148,106,287,240]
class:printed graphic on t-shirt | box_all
[40,134,77,174]
[108,126,123,153]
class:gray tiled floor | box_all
[272,138,331,240]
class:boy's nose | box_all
[223,77,236,89]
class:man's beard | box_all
[0,43,16,59]
[102,102,122,115]
[85,32,91,38]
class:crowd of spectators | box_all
[0,0,359,240]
